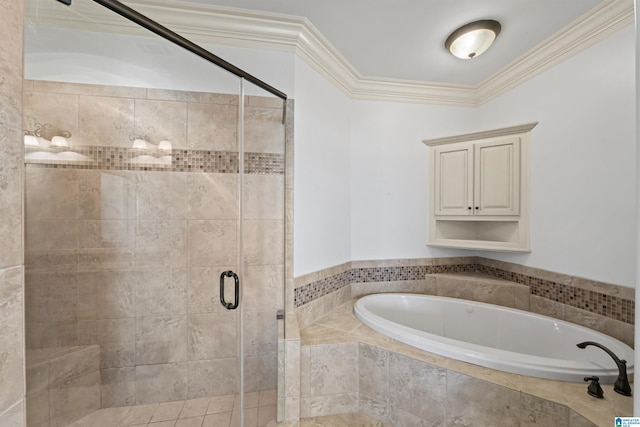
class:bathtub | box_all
[354,293,634,383]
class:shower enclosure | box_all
[23,1,288,426]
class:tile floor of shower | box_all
[67,390,277,427]
[65,389,381,427]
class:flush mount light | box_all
[445,19,501,59]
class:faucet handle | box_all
[584,376,604,399]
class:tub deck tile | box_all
[299,298,634,427]
[299,324,356,347]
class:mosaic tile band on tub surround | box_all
[293,263,635,325]
[25,146,284,175]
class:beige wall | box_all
[0,0,26,425]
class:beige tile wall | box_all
[357,342,598,426]
[290,260,634,425]
[294,257,635,346]
[284,99,295,315]
[297,301,627,426]
[0,0,25,425]
[26,346,101,427]
[280,315,301,421]
[23,81,287,408]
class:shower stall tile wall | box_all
[26,346,101,427]
[0,0,26,424]
[23,80,286,409]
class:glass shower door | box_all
[237,80,286,425]
[23,1,286,426]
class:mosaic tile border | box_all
[294,264,478,307]
[294,263,635,325]
[294,270,352,308]
[24,146,284,174]
[476,265,634,325]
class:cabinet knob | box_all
[475,207,479,210]
[468,207,472,210]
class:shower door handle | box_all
[219,271,239,310]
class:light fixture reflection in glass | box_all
[158,140,172,152]
[445,20,501,59]
[50,135,69,148]
[132,138,148,150]
[24,135,40,147]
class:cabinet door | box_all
[433,143,473,216]
[474,137,520,216]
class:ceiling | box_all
[186,0,604,86]
[26,0,633,104]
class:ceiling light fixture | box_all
[445,19,501,59]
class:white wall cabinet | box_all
[424,122,537,252]
[434,137,520,217]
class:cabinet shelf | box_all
[430,220,529,252]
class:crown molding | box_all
[124,1,481,105]
[32,0,634,106]
[349,77,478,106]
[476,0,634,104]
[129,0,635,106]
[289,20,478,106]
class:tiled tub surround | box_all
[299,301,632,426]
[279,315,303,422]
[294,257,634,347]
[26,346,101,427]
[23,80,286,414]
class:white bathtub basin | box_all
[354,293,634,383]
